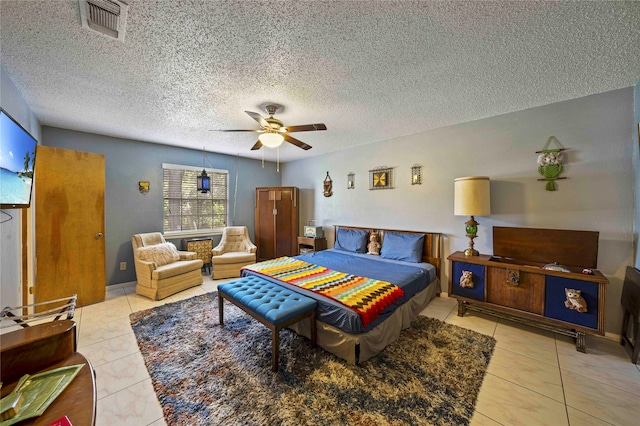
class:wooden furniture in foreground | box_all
[255,187,299,261]
[218,275,317,372]
[448,227,608,352]
[621,266,640,363]
[297,236,327,255]
[0,320,97,425]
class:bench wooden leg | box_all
[271,326,280,372]
[218,293,224,325]
[310,309,317,347]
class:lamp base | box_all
[464,247,479,256]
[464,215,479,256]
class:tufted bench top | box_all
[218,275,317,325]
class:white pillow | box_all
[137,242,180,266]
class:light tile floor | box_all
[10,274,640,425]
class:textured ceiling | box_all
[1,0,639,162]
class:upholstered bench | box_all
[218,275,317,372]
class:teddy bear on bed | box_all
[367,231,381,255]
[564,288,587,313]
[459,270,474,288]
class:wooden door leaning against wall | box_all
[35,146,106,307]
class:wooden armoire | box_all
[255,187,299,261]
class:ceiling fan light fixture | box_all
[259,132,284,148]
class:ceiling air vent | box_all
[79,0,129,41]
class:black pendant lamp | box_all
[197,148,210,193]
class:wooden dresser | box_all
[0,320,96,424]
[448,227,608,352]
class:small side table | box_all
[297,236,327,255]
[182,238,213,274]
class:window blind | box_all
[163,165,228,233]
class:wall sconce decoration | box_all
[411,164,422,185]
[454,176,491,256]
[323,171,333,197]
[139,181,150,194]
[369,166,393,190]
[347,172,355,189]
[536,136,567,191]
[197,147,211,193]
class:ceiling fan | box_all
[211,105,327,151]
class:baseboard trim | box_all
[106,281,136,290]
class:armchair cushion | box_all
[152,259,204,280]
[137,242,180,266]
[211,252,256,265]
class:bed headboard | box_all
[334,225,442,281]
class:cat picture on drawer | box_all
[564,288,587,313]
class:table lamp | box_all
[454,176,491,256]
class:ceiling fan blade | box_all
[250,140,263,151]
[245,111,269,128]
[283,133,312,150]
[283,123,327,132]
[209,129,262,132]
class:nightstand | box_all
[297,236,327,255]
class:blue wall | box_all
[42,126,281,285]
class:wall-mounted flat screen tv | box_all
[1,108,38,209]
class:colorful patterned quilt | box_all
[243,257,404,328]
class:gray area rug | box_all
[130,292,495,425]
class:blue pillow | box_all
[380,232,425,263]
[334,229,369,253]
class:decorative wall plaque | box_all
[369,166,393,190]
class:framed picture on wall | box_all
[369,166,394,190]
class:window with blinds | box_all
[162,163,229,235]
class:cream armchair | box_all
[132,232,203,300]
[211,226,257,279]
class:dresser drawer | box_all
[486,267,545,315]
[545,276,599,330]
[450,262,485,301]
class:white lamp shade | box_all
[259,132,284,148]
[454,176,491,216]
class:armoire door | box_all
[255,188,276,261]
[35,146,106,307]
[274,187,296,257]
[255,187,298,261]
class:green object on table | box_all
[0,364,84,426]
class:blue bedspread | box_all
[241,249,436,334]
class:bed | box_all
[241,225,442,364]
